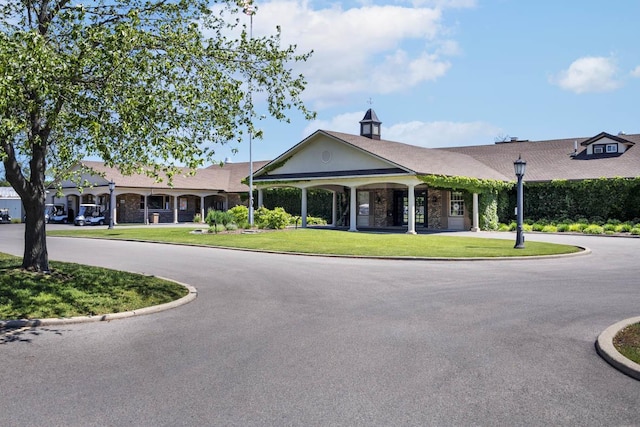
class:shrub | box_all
[208,223,226,233]
[508,221,517,231]
[225,223,238,231]
[497,223,510,231]
[523,224,533,232]
[193,213,202,223]
[582,224,604,234]
[532,223,544,232]
[228,205,249,227]
[556,223,569,232]
[615,223,633,233]
[255,206,291,229]
[541,225,557,233]
[205,209,235,227]
[603,223,616,232]
[568,223,586,232]
[306,216,327,225]
[630,227,640,235]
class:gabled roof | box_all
[580,131,636,147]
[74,160,268,193]
[443,133,640,181]
[321,131,511,181]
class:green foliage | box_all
[506,178,640,223]
[254,206,291,229]
[583,224,604,235]
[556,223,570,232]
[479,191,499,231]
[228,205,249,227]
[262,187,333,221]
[631,227,640,235]
[0,0,314,271]
[418,175,512,194]
[541,225,558,233]
[193,213,202,223]
[205,209,234,227]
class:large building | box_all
[55,109,640,230]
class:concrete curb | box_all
[0,278,197,328]
[596,316,640,381]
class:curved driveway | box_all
[1,225,639,426]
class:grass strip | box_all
[614,323,640,364]
[0,253,187,320]
[48,227,581,258]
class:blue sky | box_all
[217,0,640,163]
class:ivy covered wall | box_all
[261,188,333,221]
[499,177,640,223]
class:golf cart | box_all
[0,208,11,224]
[74,204,107,226]
[45,204,67,223]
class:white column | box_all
[407,184,416,234]
[331,191,337,227]
[173,196,179,223]
[200,196,205,223]
[144,195,149,224]
[471,193,480,232]
[258,189,264,207]
[349,187,357,232]
[301,188,308,228]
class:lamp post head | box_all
[514,155,526,178]
[108,181,115,192]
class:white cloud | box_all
[385,120,502,147]
[631,65,640,78]
[252,1,467,107]
[304,112,502,147]
[551,56,621,94]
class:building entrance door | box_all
[393,189,427,227]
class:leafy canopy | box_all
[0,0,314,184]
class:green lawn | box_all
[0,253,188,319]
[614,323,640,364]
[48,227,582,258]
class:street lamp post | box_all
[108,181,115,230]
[514,156,526,249]
[244,1,255,227]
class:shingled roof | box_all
[321,131,511,181]
[442,133,640,182]
[79,160,269,193]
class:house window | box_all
[606,144,618,153]
[593,145,604,154]
[450,192,464,216]
[141,195,171,210]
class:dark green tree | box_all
[0,0,314,272]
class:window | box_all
[450,192,464,216]
[361,123,371,135]
[593,145,604,154]
[141,195,171,210]
[606,144,618,153]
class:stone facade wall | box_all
[428,189,443,229]
[116,194,202,223]
[372,189,394,227]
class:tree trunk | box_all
[22,196,50,272]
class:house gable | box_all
[580,132,634,156]
[254,131,409,181]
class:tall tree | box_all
[0,0,314,272]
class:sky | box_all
[216,0,640,163]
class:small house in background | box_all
[0,187,24,221]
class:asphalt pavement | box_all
[0,224,639,426]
